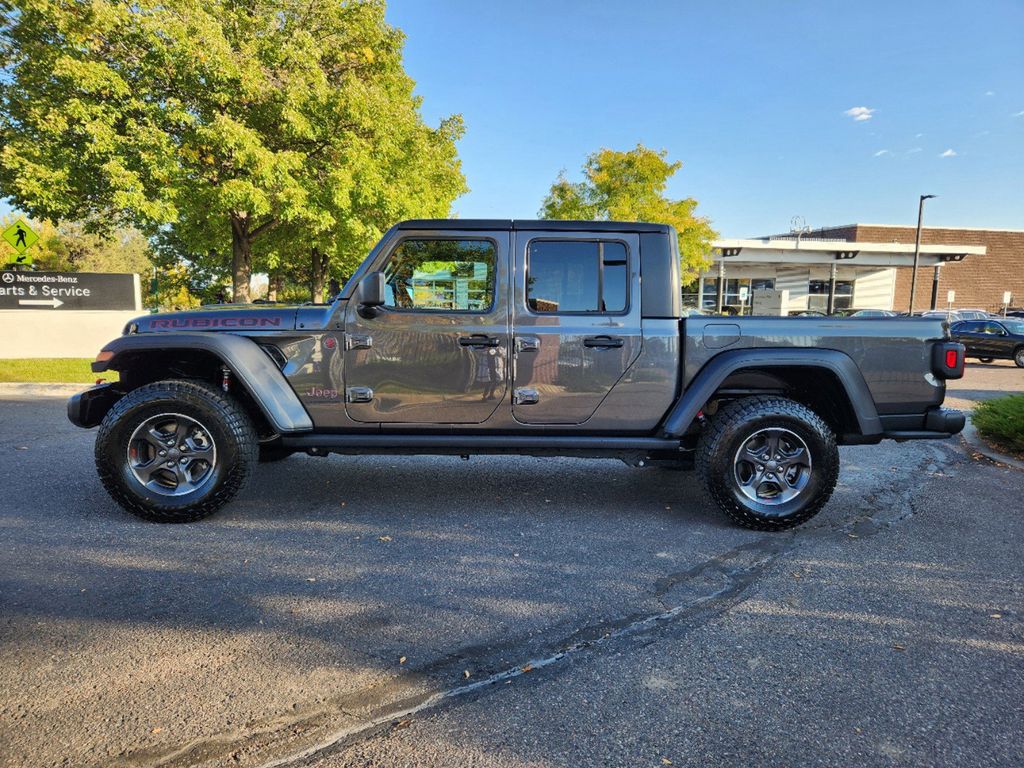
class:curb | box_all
[0,382,86,397]
[960,416,1024,472]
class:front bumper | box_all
[67,383,122,429]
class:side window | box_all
[984,323,1005,335]
[383,239,496,312]
[527,240,629,314]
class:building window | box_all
[384,239,496,312]
[808,279,854,312]
[527,240,628,314]
[698,277,775,315]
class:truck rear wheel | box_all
[94,380,258,523]
[696,396,839,531]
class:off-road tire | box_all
[1014,347,1024,368]
[95,380,258,523]
[978,357,994,363]
[696,396,839,531]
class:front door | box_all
[511,230,643,424]
[344,230,510,423]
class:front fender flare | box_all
[93,332,313,433]
[660,348,883,439]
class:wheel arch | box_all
[88,333,312,435]
[660,348,883,442]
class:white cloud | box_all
[985,90,995,96]
[873,149,891,157]
[844,106,875,122]
[915,133,924,138]
[940,148,957,157]
[1014,110,1024,118]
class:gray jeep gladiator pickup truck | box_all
[68,219,966,530]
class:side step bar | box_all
[280,433,683,457]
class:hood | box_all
[129,304,306,333]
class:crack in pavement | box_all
[103,446,953,768]
[102,536,793,768]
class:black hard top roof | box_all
[397,219,671,234]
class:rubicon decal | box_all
[149,317,283,329]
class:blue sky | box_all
[385,0,1024,235]
[3,1,1022,237]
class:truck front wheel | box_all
[696,397,839,531]
[94,380,258,523]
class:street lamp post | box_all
[908,194,936,314]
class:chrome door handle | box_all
[345,386,374,403]
[583,335,624,348]
[513,387,540,405]
[515,336,540,353]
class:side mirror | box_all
[358,272,386,308]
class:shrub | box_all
[972,395,1024,452]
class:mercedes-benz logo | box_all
[2,272,14,284]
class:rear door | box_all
[343,229,511,423]
[953,321,983,355]
[510,229,642,424]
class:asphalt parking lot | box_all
[1,366,1022,768]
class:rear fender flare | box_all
[660,348,882,438]
[93,333,313,433]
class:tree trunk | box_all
[267,272,283,303]
[230,213,252,303]
[310,246,328,303]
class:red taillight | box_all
[933,342,965,379]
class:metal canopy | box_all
[712,238,985,266]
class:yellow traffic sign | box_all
[3,219,38,265]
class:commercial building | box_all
[803,225,1023,314]
[691,234,986,315]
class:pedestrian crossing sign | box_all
[2,219,38,264]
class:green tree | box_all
[43,223,154,276]
[540,145,717,282]
[0,0,466,302]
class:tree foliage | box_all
[0,0,466,301]
[539,145,717,282]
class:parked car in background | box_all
[849,309,898,318]
[954,309,994,321]
[920,310,965,323]
[951,318,1024,367]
